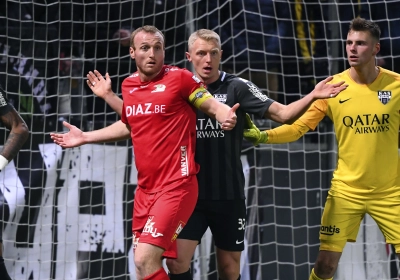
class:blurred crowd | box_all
[0,0,399,132]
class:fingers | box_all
[49,132,66,146]
[221,118,237,130]
[331,81,346,87]
[63,121,74,130]
[245,113,253,128]
[86,70,105,88]
[316,76,333,86]
[231,103,240,112]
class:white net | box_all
[0,0,399,279]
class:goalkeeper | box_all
[245,18,400,280]
[0,85,29,280]
[87,28,347,280]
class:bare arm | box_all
[198,98,239,130]
[265,76,347,124]
[50,120,131,148]
[86,70,123,116]
[0,108,29,166]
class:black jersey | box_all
[196,71,273,200]
[0,86,13,116]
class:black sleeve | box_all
[230,78,274,119]
[0,87,14,116]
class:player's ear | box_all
[186,52,191,62]
[373,42,380,56]
[130,47,135,59]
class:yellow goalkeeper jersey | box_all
[300,67,400,198]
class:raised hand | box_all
[86,70,113,99]
[221,103,240,130]
[50,121,85,148]
[313,76,348,99]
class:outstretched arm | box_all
[244,115,312,146]
[265,76,347,124]
[198,98,239,130]
[86,70,123,116]
[50,120,131,148]
[0,107,29,170]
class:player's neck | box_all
[350,63,379,85]
[202,71,220,86]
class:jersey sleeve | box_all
[120,80,128,124]
[231,77,273,118]
[298,99,328,130]
[0,86,14,116]
[266,120,311,143]
[179,70,213,109]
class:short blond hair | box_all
[130,25,165,49]
[188,29,222,51]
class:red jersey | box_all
[121,65,206,192]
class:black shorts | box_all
[178,199,246,251]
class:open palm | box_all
[313,76,348,99]
[50,121,85,148]
[86,70,113,99]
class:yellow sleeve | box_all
[188,87,213,109]
[266,120,310,144]
[265,100,327,144]
[298,99,327,130]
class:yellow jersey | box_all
[299,67,400,198]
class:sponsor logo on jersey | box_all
[339,98,351,104]
[171,221,186,242]
[378,90,391,104]
[239,78,269,102]
[196,118,225,138]
[192,75,201,84]
[132,232,140,249]
[125,103,166,116]
[151,84,166,92]
[180,146,189,176]
[320,225,340,235]
[129,88,139,94]
[143,216,164,238]
[214,94,227,103]
[0,92,7,107]
[342,114,389,134]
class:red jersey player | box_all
[50,25,238,280]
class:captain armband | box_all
[188,87,213,109]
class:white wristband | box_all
[0,155,9,171]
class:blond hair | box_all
[188,29,222,51]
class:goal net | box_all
[0,0,399,279]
